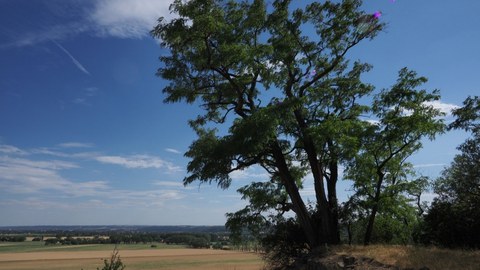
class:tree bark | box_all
[326,159,340,244]
[363,173,384,246]
[291,110,341,245]
[271,141,319,248]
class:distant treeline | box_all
[0,225,226,234]
[0,235,26,242]
[35,232,229,249]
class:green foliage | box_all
[343,68,445,245]
[0,235,27,242]
[261,219,309,270]
[449,95,480,134]
[164,233,212,248]
[226,182,287,244]
[152,0,384,250]
[152,0,446,265]
[421,96,480,248]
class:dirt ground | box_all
[0,248,264,270]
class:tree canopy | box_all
[152,0,445,259]
[421,96,480,248]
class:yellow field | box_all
[0,246,264,270]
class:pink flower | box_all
[373,11,382,19]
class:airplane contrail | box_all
[52,41,90,75]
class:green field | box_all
[0,242,186,253]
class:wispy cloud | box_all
[95,154,181,173]
[31,147,99,159]
[105,189,186,206]
[229,168,269,181]
[0,198,72,210]
[424,100,459,117]
[165,148,182,154]
[363,100,459,124]
[364,119,380,126]
[413,163,447,168]
[1,0,173,49]
[58,142,94,148]
[89,0,171,38]
[0,143,188,212]
[153,180,184,188]
[0,22,90,49]
[72,87,99,106]
[53,41,90,75]
[0,156,109,196]
[0,145,28,155]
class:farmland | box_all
[0,242,264,270]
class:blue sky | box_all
[0,0,478,226]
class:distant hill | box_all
[0,225,226,234]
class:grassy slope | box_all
[333,245,480,270]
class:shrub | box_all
[98,247,126,270]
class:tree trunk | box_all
[327,158,340,244]
[347,222,352,246]
[364,173,384,246]
[271,141,319,248]
[291,109,340,245]
[363,205,378,246]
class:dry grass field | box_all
[3,242,479,270]
[333,245,480,270]
[0,243,264,270]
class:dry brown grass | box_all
[0,248,264,270]
[332,245,480,270]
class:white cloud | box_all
[0,198,72,210]
[0,145,27,155]
[413,163,447,168]
[0,22,90,49]
[95,154,181,172]
[0,143,188,214]
[72,87,99,106]
[421,192,437,203]
[101,189,186,207]
[423,100,459,116]
[364,119,380,125]
[90,0,172,38]
[0,156,78,170]
[73,98,89,105]
[31,147,99,159]
[0,151,115,197]
[229,168,269,181]
[153,180,184,187]
[165,148,182,154]
[53,41,90,75]
[58,142,94,148]
[1,0,174,49]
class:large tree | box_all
[152,0,382,248]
